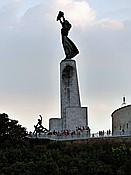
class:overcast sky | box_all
[0,0,131,133]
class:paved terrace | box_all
[29,129,114,141]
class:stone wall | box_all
[49,118,62,132]
[60,136,131,145]
[66,107,88,130]
[111,105,131,135]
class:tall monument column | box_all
[60,59,81,129]
[60,59,88,131]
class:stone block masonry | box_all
[60,59,88,131]
[49,59,88,132]
[66,107,88,130]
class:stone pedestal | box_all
[66,107,88,130]
[49,59,88,132]
[49,118,62,132]
[60,59,88,130]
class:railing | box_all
[48,132,90,141]
[28,130,131,141]
[29,130,113,141]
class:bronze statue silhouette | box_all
[33,115,48,137]
[57,11,79,59]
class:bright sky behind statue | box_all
[0,0,131,133]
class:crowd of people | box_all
[29,126,112,139]
[28,115,112,139]
[47,126,91,138]
[92,129,111,137]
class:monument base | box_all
[49,106,88,132]
[49,58,89,132]
[66,107,88,130]
[49,118,62,132]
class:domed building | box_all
[111,97,131,136]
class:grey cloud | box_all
[0,3,60,98]
[0,3,20,30]
[75,20,131,101]
[104,8,131,21]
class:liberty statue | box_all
[57,11,79,59]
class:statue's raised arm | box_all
[56,11,79,60]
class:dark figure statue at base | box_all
[57,11,79,59]
[33,115,48,137]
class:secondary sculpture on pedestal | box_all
[57,11,79,59]
[33,115,48,137]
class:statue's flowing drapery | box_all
[62,35,79,59]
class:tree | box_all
[0,113,27,146]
